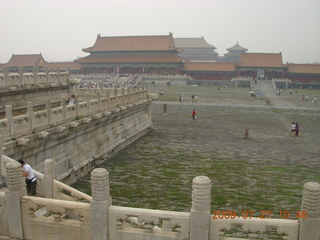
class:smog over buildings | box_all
[0,0,319,64]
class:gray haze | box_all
[1,0,319,64]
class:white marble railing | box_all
[108,206,190,239]
[0,86,148,139]
[141,74,193,81]
[1,156,319,240]
[210,217,299,240]
[0,70,78,90]
[21,196,91,240]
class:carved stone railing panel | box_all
[65,105,77,120]
[109,206,190,239]
[78,102,88,116]
[33,110,48,128]
[89,100,99,113]
[22,73,35,87]
[209,218,299,240]
[21,196,91,240]
[52,180,92,203]
[0,119,9,137]
[48,72,59,87]
[36,73,47,86]
[51,106,64,124]
[13,115,30,135]
[8,73,20,88]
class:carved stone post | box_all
[60,97,66,120]
[44,159,54,198]
[4,67,9,87]
[190,176,211,240]
[121,88,125,105]
[86,93,90,114]
[90,168,111,240]
[27,102,34,130]
[127,87,131,104]
[106,89,110,110]
[99,82,103,96]
[114,88,118,106]
[97,92,101,111]
[299,182,320,240]
[5,162,24,239]
[75,96,79,116]
[5,105,14,136]
[18,66,24,87]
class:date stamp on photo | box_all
[211,210,308,219]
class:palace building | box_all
[238,52,287,79]
[174,37,219,61]
[224,42,248,63]
[76,33,185,75]
[5,54,46,72]
[2,33,319,83]
[287,64,320,83]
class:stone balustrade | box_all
[0,151,319,240]
[0,86,148,139]
[0,67,79,90]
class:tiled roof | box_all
[184,62,236,72]
[76,54,184,64]
[227,42,248,52]
[45,62,82,71]
[240,53,284,68]
[174,37,215,49]
[287,64,320,74]
[6,54,46,66]
[83,34,178,52]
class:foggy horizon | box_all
[1,0,319,64]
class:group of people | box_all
[191,94,198,103]
[290,122,300,137]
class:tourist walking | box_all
[192,94,195,103]
[192,109,197,119]
[18,160,37,196]
[194,95,198,103]
[163,104,168,116]
[295,123,299,137]
[244,129,249,139]
[290,122,296,137]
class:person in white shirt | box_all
[290,122,296,137]
[68,94,76,106]
[18,160,37,196]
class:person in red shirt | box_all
[192,109,196,119]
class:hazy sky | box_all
[1,0,319,64]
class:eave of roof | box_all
[184,62,236,72]
[76,54,184,64]
[227,42,248,52]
